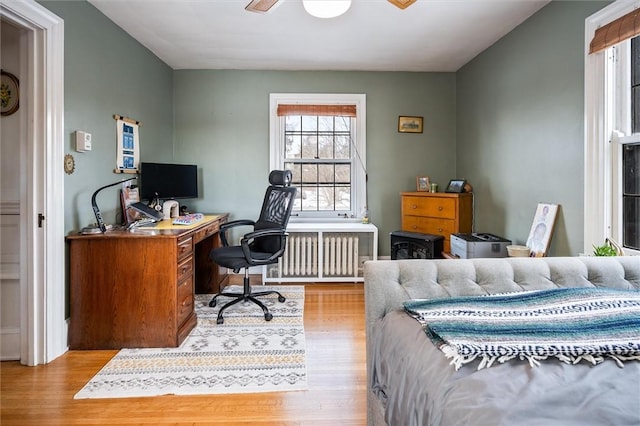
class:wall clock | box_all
[64,154,75,175]
[1,70,20,116]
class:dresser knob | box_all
[438,206,443,211]
[438,228,443,232]
[412,205,417,209]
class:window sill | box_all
[289,217,364,224]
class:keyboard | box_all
[172,213,205,225]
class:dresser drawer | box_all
[177,275,194,326]
[402,196,456,219]
[177,254,194,283]
[402,216,457,236]
[177,236,193,260]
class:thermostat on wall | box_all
[75,130,92,152]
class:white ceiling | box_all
[88,0,550,72]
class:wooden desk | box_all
[66,214,229,350]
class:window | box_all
[618,37,640,250]
[621,37,640,250]
[609,38,640,252]
[623,143,640,249]
[585,3,640,255]
[284,114,352,212]
[269,94,367,220]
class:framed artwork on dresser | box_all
[416,176,430,191]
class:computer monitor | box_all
[139,162,198,201]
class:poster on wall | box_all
[114,114,140,173]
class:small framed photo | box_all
[445,179,467,193]
[398,116,423,133]
[416,176,430,191]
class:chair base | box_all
[208,270,285,324]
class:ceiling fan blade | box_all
[245,0,280,13]
[387,0,416,9]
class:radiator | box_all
[279,233,359,277]
[282,234,318,276]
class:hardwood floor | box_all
[1,283,366,425]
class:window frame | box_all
[269,93,367,221]
[585,2,640,255]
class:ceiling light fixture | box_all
[303,0,352,18]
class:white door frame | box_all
[1,0,66,365]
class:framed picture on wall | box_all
[1,70,20,116]
[398,116,423,133]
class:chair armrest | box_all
[240,228,289,265]
[219,219,256,247]
[221,219,255,230]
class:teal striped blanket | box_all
[404,288,640,370]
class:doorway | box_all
[0,0,66,365]
[1,17,26,361]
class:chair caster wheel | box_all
[278,296,286,303]
[265,313,273,321]
[209,300,217,308]
[217,317,224,325]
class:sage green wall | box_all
[456,1,608,256]
[174,71,456,256]
[44,0,605,260]
[42,1,174,233]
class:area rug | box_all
[74,285,306,399]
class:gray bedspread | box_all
[370,309,640,426]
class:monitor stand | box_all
[163,200,180,219]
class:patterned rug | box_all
[74,285,306,399]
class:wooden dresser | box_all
[67,214,228,350]
[401,192,473,253]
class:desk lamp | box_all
[84,177,137,234]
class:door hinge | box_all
[38,213,45,228]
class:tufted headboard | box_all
[364,257,640,330]
[363,256,640,425]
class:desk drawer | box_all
[194,222,219,244]
[177,236,193,260]
[177,255,194,283]
[402,196,456,219]
[177,275,194,326]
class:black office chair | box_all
[209,170,297,324]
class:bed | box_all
[364,257,640,426]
